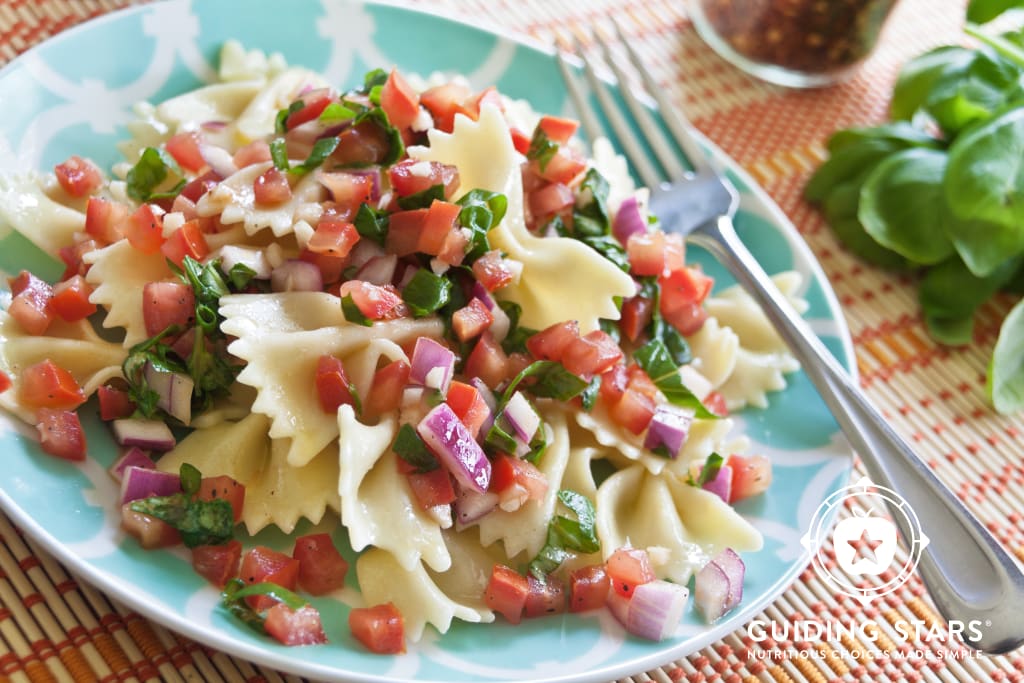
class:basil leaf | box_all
[402,269,452,317]
[275,101,304,135]
[485,419,519,454]
[121,328,187,418]
[693,453,724,487]
[227,263,257,290]
[129,493,234,548]
[573,169,611,237]
[527,128,558,171]
[397,184,444,210]
[457,189,507,260]
[348,106,404,167]
[578,234,631,272]
[392,424,438,472]
[319,102,357,124]
[341,295,372,326]
[224,580,309,611]
[989,296,1024,412]
[269,138,290,171]
[580,376,601,412]
[502,360,588,404]
[354,203,389,246]
[634,339,718,419]
[291,136,340,175]
[528,489,600,579]
[127,147,183,202]
[361,68,388,93]
[180,463,201,496]
[499,301,536,355]
[524,424,550,464]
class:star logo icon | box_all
[846,528,885,565]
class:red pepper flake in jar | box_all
[689,0,900,87]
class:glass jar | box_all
[687,0,900,88]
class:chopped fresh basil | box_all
[367,84,384,106]
[319,102,357,124]
[527,128,558,171]
[361,68,389,94]
[354,203,389,246]
[634,339,717,419]
[341,294,372,326]
[293,137,340,174]
[580,375,601,412]
[275,100,304,135]
[523,424,550,464]
[579,234,630,273]
[174,257,230,333]
[227,263,258,291]
[269,137,290,171]
[122,329,184,418]
[692,453,724,487]
[457,189,508,261]
[392,423,438,472]
[221,578,309,633]
[179,463,201,496]
[499,301,536,355]
[574,169,611,236]
[126,147,185,202]
[485,418,519,454]
[129,493,234,548]
[502,360,589,404]
[397,183,445,210]
[528,490,600,579]
[402,269,452,317]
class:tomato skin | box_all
[489,453,547,502]
[54,155,103,197]
[48,275,97,322]
[142,281,196,337]
[380,68,421,130]
[451,297,494,343]
[97,385,135,421]
[619,296,653,343]
[510,127,532,155]
[285,89,335,130]
[385,208,428,257]
[726,454,772,503]
[608,388,656,435]
[605,547,655,598]
[307,219,360,258]
[317,172,374,211]
[233,140,272,168]
[537,115,580,145]
[125,204,165,255]
[265,603,329,646]
[35,408,87,461]
[191,540,242,587]
[526,320,579,362]
[420,82,472,133]
[315,355,357,414]
[363,360,411,418]
[338,280,404,321]
[179,170,222,203]
[569,564,611,612]
[599,364,628,406]
[528,181,574,218]
[299,248,347,285]
[349,602,405,654]
[332,120,393,166]
[85,196,129,245]
[8,271,55,335]
[662,301,708,337]
[19,359,86,411]
[464,332,510,391]
[197,475,246,523]
[537,148,587,185]
[253,167,293,205]
[406,467,456,509]
[472,250,515,292]
[58,238,100,281]
[524,574,566,618]
[160,220,210,268]
[561,330,623,379]
[445,381,490,439]
[165,132,207,174]
[293,533,349,595]
[484,564,529,625]
[0,371,11,394]
[418,200,461,255]
[240,546,301,612]
[703,390,728,417]
[120,504,181,549]
[387,160,460,200]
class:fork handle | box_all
[692,215,1024,654]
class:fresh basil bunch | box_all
[806,0,1024,413]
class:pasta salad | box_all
[0,42,804,652]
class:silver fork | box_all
[557,29,1024,654]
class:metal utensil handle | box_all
[693,216,1024,654]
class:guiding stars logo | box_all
[801,476,929,605]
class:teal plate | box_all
[0,1,854,681]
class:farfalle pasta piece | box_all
[0,172,85,256]
[408,105,635,333]
[337,407,450,573]
[232,68,330,145]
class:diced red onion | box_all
[355,254,397,286]
[200,120,228,131]
[694,548,745,622]
[488,301,511,343]
[271,259,323,293]
[199,143,238,178]
[470,378,497,436]
[409,338,456,395]
[454,485,499,526]
[317,169,377,204]
[503,391,540,443]
[702,464,733,503]
[112,418,175,451]
[626,580,690,641]
[109,447,155,483]
[218,245,272,280]
[347,168,382,202]
[120,465,181,504]
[642,405,692,459]
[606,589,632,627]
[144,362,193,425]
[347,238,386,270]
[417,403,491,494]
[612,195,648,245]
[471,282,496,310]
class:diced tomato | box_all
[197,475,246,523]
[662,301,708,336]
[338,280,404,320]
[253,167,292,205]
[300,248,347,285]
[35,408,87,461]
[663,234,686,273]
[387,160,460,200]
[142,281,195,337]
[124,204,165,255]
[385,208,428,256]
[54,155,102,197]
[660,266,713,306]
[625,364,660,399]
[561,330,623,379]
[58,238,100,281]
[315,354,357,414]
[48,275,96,322]
[265,603,328,646]
[191,540,242,587]
[420,82,472,133]
[528,181,574,218]
[179,170,221,203]
[239,546,301,612]
[464,332,510,391]
[526,320,579,362]
[308,219,360,258]
[608,388,656,435]
[472,250,515,292]
[317,171,375,211]
[703,390,728,417]
[380,69,421,130]
[484,564,529,625]
[626,232,667,276]
[445,381,490,439]
[451,298,494,343]
[0,371,11,394]
[569,564,610,612]
[605,547,655,598]
[120,504,181,549]
[97,385,135,421]
[332,120,393,166]
[489,453,547,502]
[233,140,272,168]
[406,467,456,509]
[7,271,55,335]
[84,196,129,245]
[510,127,532,156]
[19,360,85,410]
[285,88,335,130]
[292,532,349,595]
[524,574,566,618]
[418,200,461,255]
[349,602,405,654]
[538,148,587,185]
[437,226,470,266]
[537,115,579,145]
[599,364,628,406]
[454,86,503,122]
[160,219,210,268]
[165,132,207,174]
[364,360,411,418]
[726,454,772,503]
[619,296,653,343]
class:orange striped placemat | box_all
[1,1,1022,682]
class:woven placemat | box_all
[1,0,1022,681]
